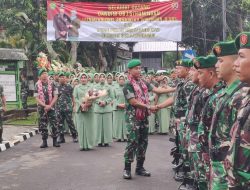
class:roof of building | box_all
[0,48,28,61]
[133,41,186,52]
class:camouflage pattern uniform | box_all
[185,86,209,182]
[123,80,153,164]
[173,78,195,154]
[57,83,77,138]
[21,78,29,115]
[209,80,247,190]
[34,82,59,140]
[225,87,250,189]
[197,81,225,190]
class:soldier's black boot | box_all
[72,135,78,143]
[135,160,151,177]
[57,134,65,144]
[123,163,132,179]
[40,139,48,148]
[0,128,3,143]
[53,137,60,147]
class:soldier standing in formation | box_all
[35,69,60,148]
[0,84,6,143]
[56,72,78,144]
[20,73,29,117]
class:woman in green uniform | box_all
[73,73,96,150]
[94,73,114,147]
[155,76,171,134]
[113,75,127,141]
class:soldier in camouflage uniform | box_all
[224,32,250,190]
[0,85,6,143]
[21,73,29,117]
[122,59,175,180]
[184,61,209,189]
[34,69,60,148]
[56,72,78,144]
[194,56,226,190]
[208,41,246,190]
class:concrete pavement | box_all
[0,134,180,190]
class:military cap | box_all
[156,70,167,76]
[64,72,71,77]
[38,68,47,76]
[212,41,238,57]
[127,59,141,69]
[235,32,250,50]
[194,55,217,69]
[48,70,55,76]
[58,71,65,77]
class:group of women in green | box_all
[70,71,171,151]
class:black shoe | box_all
[53,138,60,147]
[174,172,184,182]
[80,148,90,151]
[117,139,121,142]
[123,169,132,179]
[104,143,109,147]
[57,134,65,144]
[40,139,48,148]
[98,143,103,147]
[135,167,151,177]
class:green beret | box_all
[213,41,238,57]
[58,71,65,77]
[194,55,218,69]
[65,72,71,77]
[127,59,141,69]
[38,68,47,76]
[48,70,54,76]
[235,32,250,50]
[176,59,193,68]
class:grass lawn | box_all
[7,96,37,111]
[5,112,38,126]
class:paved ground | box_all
[2,125,37,142]
[0,134,180,190]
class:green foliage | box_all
[5,112,38,125]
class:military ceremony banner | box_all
[47,0,182,42]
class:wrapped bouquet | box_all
[80,89,107,112]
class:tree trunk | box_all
[98,42,107,72]
[69,41,79,65]
[42,32,59,60]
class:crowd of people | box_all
[153,32,250,190]
[1,31,249,190]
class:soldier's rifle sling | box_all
[233,103,250,172]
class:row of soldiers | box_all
[160,32,250,190]
[35,67,175,150]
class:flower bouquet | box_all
[80,89,107,112]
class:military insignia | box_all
[240,34,248,46]
[214,46,221,55]
[171,2,179,10]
